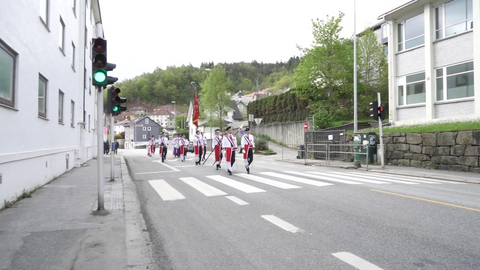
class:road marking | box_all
[332,252,384,270]
[261,215,304,233]
[236,173,302,189]
[284,171,363,185]
[310,172,389,184]
[371,189,480,212]
[346,172,439,184]
[152,160,180,171]
[135,171,179,175]
[206,175,266,193]
[366,172,465,184]
[179,177,227,197]
[260,172,333,187]
[148,180,185,201]
[329,172,418,185]
[226,196,249,205]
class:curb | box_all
[121,156,154,269]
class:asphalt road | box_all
[124,149,480,270]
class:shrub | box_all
[114,134,122,139]
[120,131,125,139]
[256,138,269,151]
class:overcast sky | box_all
[99,0,408,81]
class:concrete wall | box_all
[0,0,100,205]
[252,121,305,147]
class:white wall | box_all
[0,0,99,205]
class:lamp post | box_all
[171,101,176,131]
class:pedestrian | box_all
[105,140,110,155]
[147,136,155,157]
[172,133,180,157]
[193,130,203,165]
[115,140,119,154]
[158,132,168,162]
[222,126,237,175]
[241,127,255,174]
[212,128,223,170]
[201,132,207,161]
[179,134,187,162]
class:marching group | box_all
[146,126,255,175]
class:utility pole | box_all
[95,86,107,214]
[377,92,385,169]
[353,0,358,133]
[110,113,114,181]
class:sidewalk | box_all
[0,153,153,270]
[267,142,480,184]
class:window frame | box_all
[59,17,65,54]
[435,0,473,39]
[436,61,474,101]
[70,100,75,127]
[58,90,64,124]
[397,12,425,52]
[38,74,48,118]
[40,0,50,28]
[0,40,17,108]
[71,42,76,71]
[397,72,426,106]
[72,0,76,17]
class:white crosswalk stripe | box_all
[148,180,185,201]
[260,172,334,187]
[236,173,302,189]
[284,171,364,185]
[327,172,419,185]
[206,175,267,193]
[344,171,440,184]
[308,172,390,184]
[354,171,465,184]
[179,177,227,197]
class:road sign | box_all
[304,121,308,131]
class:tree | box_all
[200,65,232,131]
[293,12,354,120]
[357,29,388,117]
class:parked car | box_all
[187,141,194,153]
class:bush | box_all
[114,134,122,140]
[313,107,333,129]
[256,138,269,151]
[120,131,125,139]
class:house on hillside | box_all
[124,116,160,142]
[114,119,130,135]
[378,0,480,126]
[127,106,149,116]
[113,111,138,122]
[231,91,253,115]
[148,109,173,129]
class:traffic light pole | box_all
[94,86,108,215]
[377,92,385,169]
[110,113,115,181]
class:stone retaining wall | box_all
[383,131,480,173]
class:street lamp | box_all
[171,101,176,131]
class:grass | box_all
[332,118,375,127]
[359,121,480,134]
[1,189,34,211]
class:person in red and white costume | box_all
[201,132,207,161]
[241,127,255,174]
[193,130,203,165]
[222,126,237,175]
[158,132,168,163]
[147,135,155,157]
[179,134,187,162]
[212,129,223,170]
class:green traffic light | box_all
[112,105,120,112]
[93,70,107,83]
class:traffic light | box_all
[109,86,127,116]
[369,100,379,120]
[91,38,118,87]
[378,105,386,121]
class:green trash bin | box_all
[354,132,377,165]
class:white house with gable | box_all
[0,0,103,206]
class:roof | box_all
[377,0,421,20]
[125,116,160,126]
[127,106,148,111]
[149,109,173,116]
[243,88,271,97]
[230,100,243,121]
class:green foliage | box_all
[114,134,123,140]
[255,138,269,151]
[313,106,333,129]
[177,129,189,138]
[175,115,187,129]
[247,91,309,124]
[120,131,125,139]
[200,65,232,131]
[113,58,301,108]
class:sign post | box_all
[304,122,308,131]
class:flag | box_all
[192,90,200,128]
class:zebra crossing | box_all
[148,170,464,202]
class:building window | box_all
[397,13,425,51]
[58,90,64,123]
[84,27,88,47]
[143,126,147,131]
[436,0,473,39]
[145,118,149,124]
[40,0,49,26]
[398,73,425,105]
[72,0,76,16]
[0,40,16,107]
[38,75,48,118]
[142,134,147,139]
[436,61,474,101]
[89,78,92,95]
[71,100,75,127]
[88,114,91,131]
[59,17,65,53]
[71,42,76,70]
[147,126,151,131]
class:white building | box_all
[379,0,480,125]
[149,109,173,128]
[0,0,104,205]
